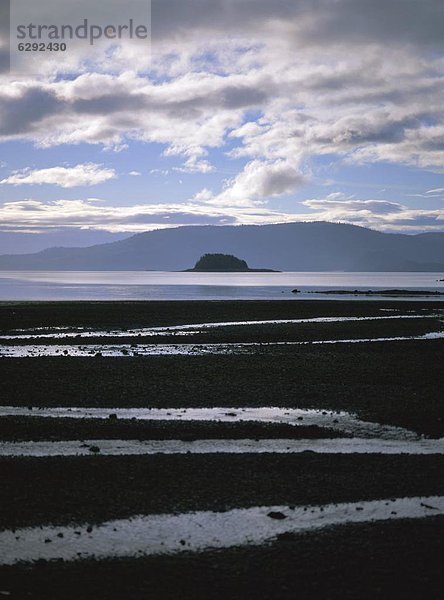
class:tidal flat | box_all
[0,300,443,599]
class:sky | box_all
[0,0,444,253]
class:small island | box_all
[184,253,278,272]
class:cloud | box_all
[0,17,442,197]
[201,160,308,207]
[150,169,170,175]
[150,1,444,50]
[0,87,63,136]
[0,3,442,174]
[0,0,443,232]
[1,193,442,235]
[299,195,444,232]
[174,157,215,173]
[0,164,116,188]
[0,197,295,233]
[304,196,404,215]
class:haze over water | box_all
[0,271,442,301]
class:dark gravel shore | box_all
[0,417,346,442]
[1,454,443,530]
[1,517,443,600]
[1,299,442,331]
[1,300,443,599]
[2,316,441,346]
[1,339,443,436]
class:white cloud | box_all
[128,171,141,176]
[298,196,444,232]
[304,197,404,215]
[0,197,294,233]
[174,157,215,173]
[0,164,116,188]
[199,160,308,207]
[150,169,170,176]
[1,13,443,175]
[1,194,442,235]
[0,1,443,233]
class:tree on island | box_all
[185,253,277,272]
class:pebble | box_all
[267,511,287,520]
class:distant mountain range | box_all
[0,229,127,255]
[0,222,443,272]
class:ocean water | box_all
[0,271,442,301]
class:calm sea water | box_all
[0,271,442,301]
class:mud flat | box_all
[0,300,443,599]
[2,517,442,600]
[1,338,442,436]
[1,454,444,530]
[0,416,345,442]
[1,497,443,565]
[310,289,444,297]
[1,299,443,331]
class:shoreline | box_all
[1,299,443,598]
